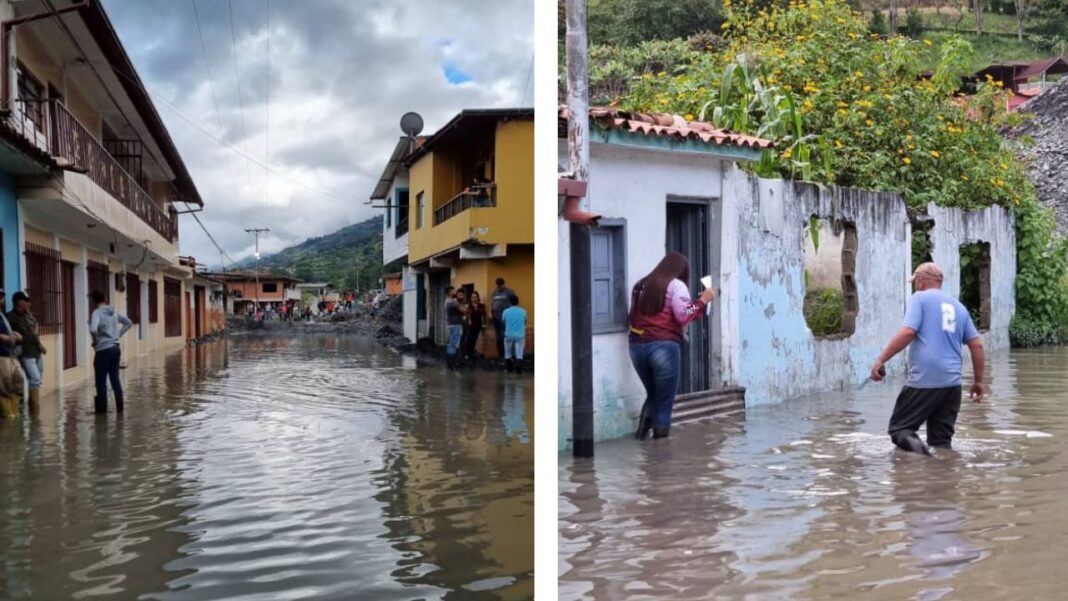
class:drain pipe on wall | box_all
[565,0,599,459]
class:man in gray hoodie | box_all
[89,289,132,413]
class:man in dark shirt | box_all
[444,286,467,370]
[490,278,515,362]
[7,291,45,412]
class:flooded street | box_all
[0,335,532,600]
[560,349,1068,600]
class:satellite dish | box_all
[400,112,424,137]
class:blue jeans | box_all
[19,356,43,390]
[93,346,123,412]
[629,339,681,428]
[446,325,463,356]
[504,336,525,360]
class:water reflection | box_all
[561,349,1068,600]
[0,334,532,600]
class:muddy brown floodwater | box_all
[0,334,532,600]
[560,348,1068,601]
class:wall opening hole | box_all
[959,241,991,331]
[802,217,857,337]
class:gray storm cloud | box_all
[102,0,533,265]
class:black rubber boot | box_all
[891,430,932,456]
[634,406,653,441]
[652,425,671,439]
[505,359,514,373]
[115,396,124,413]
[94,396,107,414]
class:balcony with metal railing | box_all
[433,184,497,226]
[12,98,178,242]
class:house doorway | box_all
[666,197,720,393]
[61,260,76,369]
[428,271,451,345]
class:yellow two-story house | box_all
[405,109,533,356]
[0,0,204,395]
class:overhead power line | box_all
[227,0,253,184]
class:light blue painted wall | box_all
[0,172,20,306]
[558,157,1018,451]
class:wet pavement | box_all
[560,349,1068,600]
[0,334,532,600]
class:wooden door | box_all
[61,261,76,369]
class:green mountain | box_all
[232,216,385,291]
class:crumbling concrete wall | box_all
[722,171,913,405]
[722,171,1016,406]
[927,202,1016,351]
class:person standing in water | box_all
[7,291,45,413]
[871,262,985,455]
[89,289,133,414]
[628,252,715,440]
[443,286,467,371]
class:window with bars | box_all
[164,277,182,337]
[24,243,61,335]
[148,279,159,323]
[126,273,141,324]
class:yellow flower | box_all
[835,17,846,24]
[930,150,941,158]
[721,21,731,29]
[863,85,872,92]
[1015,196,1021,205]
[723,0,731,6]
[854,70,864,78]
[803,99,814,109]
[923,39,933,46]
[782,148,793,159]
[903,157,911,165]
[835,140,844,149]
[657,71,666,78]
[961,175,969,181]
[908,144,915,150]
[784,84,793,91]
[836,101,849,109]
[865,119,874,126]
[684,114,695,121]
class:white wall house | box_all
[558,108,1016,450]
[371,136,424,343]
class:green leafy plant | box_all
[804,288,845,336]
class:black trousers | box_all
[93,346,123,413]
[888,385,961,448]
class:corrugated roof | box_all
[1015,57,1068,80]
[403,108,534,165]
[558,106,773,150]
[370,136,427,200]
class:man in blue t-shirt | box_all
[502,294,527,374]
[871,262,986,455]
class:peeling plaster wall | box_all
[926,203,1015,351]
[558,141,725,449]
[727,172,913,406]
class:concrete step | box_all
[672,387,746,426]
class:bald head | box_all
[910,262,944,290]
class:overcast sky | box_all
[102,0,534,266]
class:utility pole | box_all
[246,227,269,317]
[566,0,594,458]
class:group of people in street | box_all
[627,253,984,452]
[0,287,131,419]
[444,278,527,373]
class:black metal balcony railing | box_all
[433,184,497,226]
[395,215,409,238]
[13,98,178,242]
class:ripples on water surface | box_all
[560,349,1068,600]
[0,335,532,600]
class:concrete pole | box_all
[566,0,594,459]
[246,228,269,318]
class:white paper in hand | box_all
[701,276,713,316]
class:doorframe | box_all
[666,194,723,390]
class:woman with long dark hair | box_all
[628,252,715,440]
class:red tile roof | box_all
[558,106,773,150]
